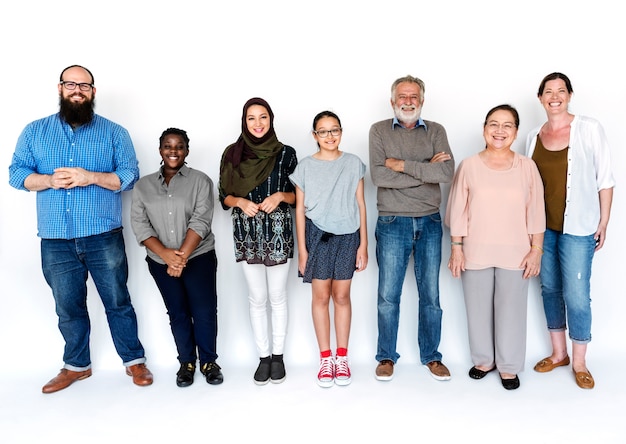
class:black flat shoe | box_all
[201,362,224,385]
[468,366,496,380]
[501,375,520,390]
[176,362,195,387]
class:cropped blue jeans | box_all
[539,229,596,343]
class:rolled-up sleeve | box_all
[8,125,38,191]
[113,126,139,192]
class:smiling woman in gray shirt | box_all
[131,127,222,388]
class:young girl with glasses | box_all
[289,110,368,387]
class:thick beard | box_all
[59,94,95,126]
[393,104,421,124]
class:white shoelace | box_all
[335,355,350,378]
[318,357,334,379]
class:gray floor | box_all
[2,358,624,443]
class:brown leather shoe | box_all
[534,356,570,373]
[375,359,394,381]
[42,368,92,394]
[573,368,595,389]
[425,360,451,381]
[126,363,153,386]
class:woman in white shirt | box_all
[526,72,615,389]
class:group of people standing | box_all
[8,66,614,394]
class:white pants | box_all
[241,261,290,357]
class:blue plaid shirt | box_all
[9,113,139,239]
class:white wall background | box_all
[1,0,623,373]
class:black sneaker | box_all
[270,354,286,384]
[200,362,223,385]
[254,356,272,385]
[176,362,195,387]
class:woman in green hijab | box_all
[219,97,298,386]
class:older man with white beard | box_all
[369,75,455,382]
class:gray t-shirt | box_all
[289,152,365,235]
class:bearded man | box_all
[9,65,153,393]
[369,75,455,383]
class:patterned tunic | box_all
[221,146,297,266]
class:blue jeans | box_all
[147,251,219,365]
[375,214,443,364]
[539,229,596,343]
[41,228,146,370]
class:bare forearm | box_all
[25,169,121,191]
[279,191,296,205]
[530,233,544,249]
[24,173,52,191]
[179,230,203,257]
[90,171,121,191]
[142,237,168,258]
[223,195,241,208]
[599,188,614,226]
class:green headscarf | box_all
[219,97,284,197]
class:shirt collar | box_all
[392,116,427,130]
[158,164,190,183]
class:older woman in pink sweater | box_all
[445,104,545,390]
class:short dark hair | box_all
[159,127,190,148]
[484,104,520,128]
[537,72,573,96]
[59,65,95,85]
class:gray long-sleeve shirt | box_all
[131,165,216,264]
[369,118,454,217]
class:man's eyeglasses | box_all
[313,128,342,138]
[60,81,94,91]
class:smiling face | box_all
[312,115,342,154]
[58,66,95,104]
[159,133,189,171]
[539,78,572,116]
[58,66,96,126]
[245,104,270,139]
[483,109,518,151]
[391,81,423,126]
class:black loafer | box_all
[468,366,496,380]
[201,362,224,385]
[501,375,520,390]
[176,362,195,387]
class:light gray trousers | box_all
[461,268,529,375]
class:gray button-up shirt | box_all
[131,165,216,264]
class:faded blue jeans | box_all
[539,229,596,343]
[375,214,444,365]
[41,228,146,370]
